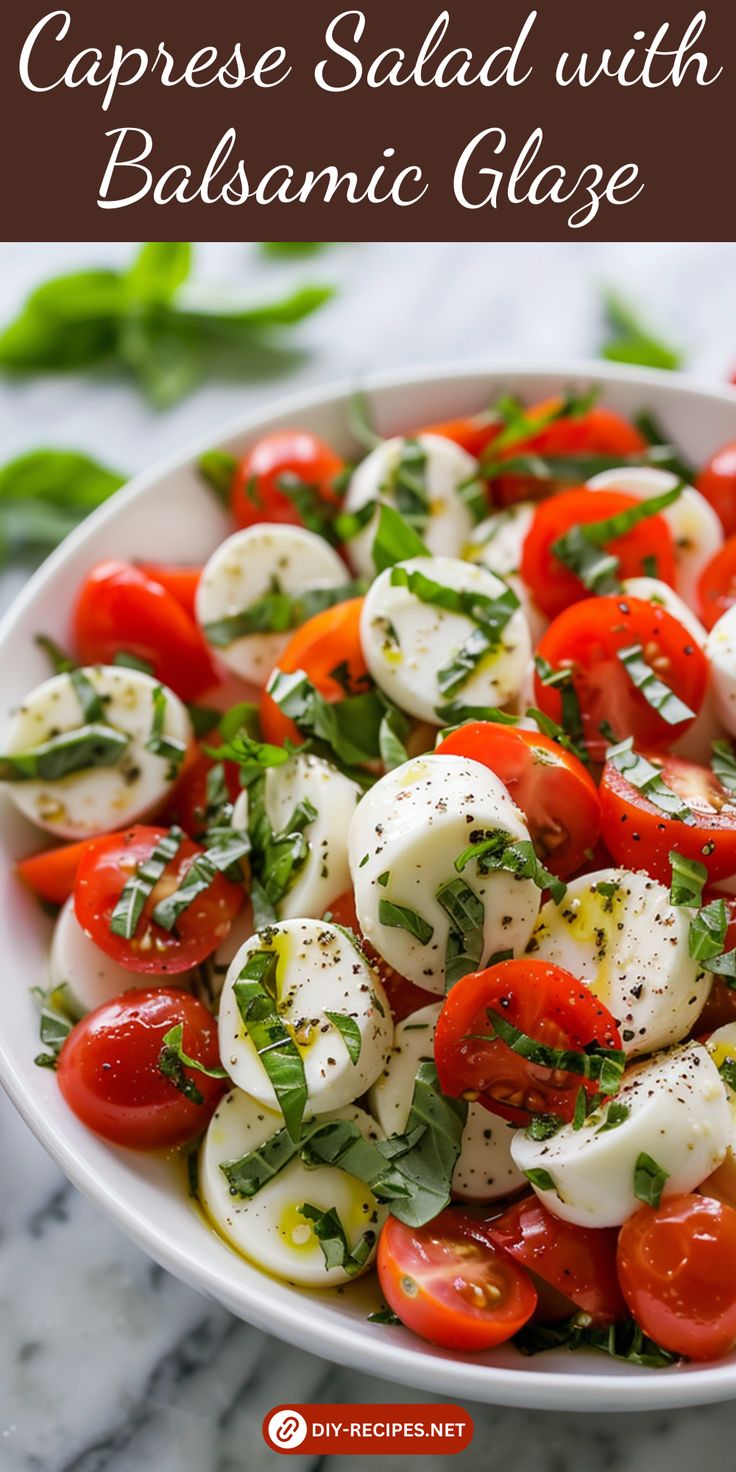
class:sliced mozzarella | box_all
[349,753,540,993]
[231,753,360,921]
[706,605,736,739]
[586,466,723,610]
[511,1042,730,1227]
[702,1024,736,1204]
[218,918,392,1115]
[529,867,709,1056]
[196,525,347,685]
[49,898,142,1013]
[342,434,478,578]
[1,667,191,839]
[360,556,531,724]
[620,577,707,646]
[200,1092,385,1286]
[370,1003,525,1202]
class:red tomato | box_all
[57,988,225,1149]
[600,749,736,885]
[163,739,241,839]
[617,1194,736,1360]
[259,598,370,747]
[17,835,118,907]
[377,1208,537,1351]
[698,536,736,630]
[74,560,214,703]
[521,488,676,620]
[534,594,707,761]
[412,413,499,461]
[493,401,647,508]
[434,958,622,1128]
[328,889,436,1022]
[74,826,243,974]
[435,722,601,878]
[137,563,203,620]
[231,430,344,531]
[485,1196,626,1327]
[697,441,736,537]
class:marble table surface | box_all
[2,240,736,1471]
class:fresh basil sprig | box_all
[601,290,682,372]
[0,449,126,569]
[455,829,566,906]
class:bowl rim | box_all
[2,355,736,1413]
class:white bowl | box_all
[2,361,736,1413]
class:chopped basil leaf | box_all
[634,1151,670,1206]
[34,633,77,674]
[635,412,696,483]
[618,644,695,726]
[220,1119,310,1197]
[382,439,429,532]
[266,668,384,773]
[299,1202,376,1277]
[333,499,376,543]
[197,449,237,503]
[70,667,105,723]
[378,703,410,771]
[533,655,586,750]
[605,738,695,824]
[157,1022,228,1103]
[483,388,598,460]
[217,702,262,744]
[0,723,130,783]
[246,774,317,915]
[187,1150,200,1200]
[324,1010,362,1065]
[524,1167,558,1194]
[689,898,728,962]
[348,390,382,452]
[151,852,220,931]
[436,701,519,727]
[277,472,342,543]
[203,580,363,646]
[435,877,485,989]
[213,730,293,783]
[669,850,707,908]
[113,650,156,675]
[368,1306,401,1325]
[109,827,183,939]
[550,485,683,595]
[378,898,434,945]
[390,564,519,698]
[712,739,736,798]
[233,947,308,1142]
[707,948,736,983]
[187,703,221,739]
[526,1113,564,1141]
[596,1100,630,1133]
[371,502,429,573]
[455,829,566,906]
[483,1007,625,1095]
[145,685,187,777]
[31,981,84,1067]
[718,1056,736,1092]
[572,1087,587,1130]
[526,706,590,766]
[515,1311,678,1367]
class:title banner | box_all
[1,0,734,239]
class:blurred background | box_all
[2,240,736,1471]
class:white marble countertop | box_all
[2,241,736,1471]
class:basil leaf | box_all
[601,290,682,372]
[371,502,429,573]
[483,1006,625,1095]
[455,829,566,906]
[526,1113,564,1141]
[484,389,598,458]
[712,739,736,798]
[378,898,434,945]
[157,1022,228,1101]
[381,1061,467,1228]
[382,439,430,531]
[246,775,317,914]
[689,898,728,961]
[0,724,129,782]
[34,633,77,675]
[347,390,383,452]
[113,650,155,675]
[299,1202,376,1277]
[515,1312,678,1368]
[70,668,105,723]
[125,243,192,303]
[524,707,590,766]
[203,580,364,646]
[145,685,187,777]
[669,850,707,908]
[618,645,696,726]
[551,485,682,594]
[220,1122,306,1198]
[187,703,222,739]
[198,450,237,504]
[368,1306,401,1325]
[233,948,308,1141]
[436,701,520,728]
[31,981,85,1068]
[707,948,736,982]
[109,827,183,939]
[324,1010,362,1065]
[389,564,519,698]
[524,1167,558,1193]
[151,852,220,931]
[719,1057,736,1092]
[634,1151,669,1207]
[605,738,695,824]
[533,656,586,750]
[334,499,377,543]
[596,1100,630,1133]
[266,668,384,770]
[378,703,410,771]
[435,877,485,989]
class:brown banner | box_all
[1,0,733,239]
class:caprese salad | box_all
[8,387,736,1368]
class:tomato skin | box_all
[231,430,344,530]
[485,1196,626,1327]
[697,441,736,537]
[74,560,214,703]
[600,749,736,886]
[435,722,601,879]
[137,563,203,620]
[492,402,647,509]
[413,413,498,461]
[259,598,370,747]
[534,594,707,761]
[617,1194,736,1361]
[57,988,226,1149]
[17,836,115,907]
[521,488,675,620]
[74,826,243,974]
[377,1208,537,1351]
[698,536,736,630]
[328,890,436,1022]
[434,959,622,1127]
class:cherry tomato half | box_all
[435,722,601,878]
[74,560,214,703]
[617,1193,736,1360]
[231,430,344,531]
[259,598,370,747]
[434,958,622,1128]
[74,826,243,974]
[328,889,436,1022]
[163,739,242,840]
[137,562,203,620]
[17,835,118,907]
[485,1196,626,1327]
[492,401,646,509]
[412,413,499,461]
[377,1208,537,1351]
[521,488,675,621]
[57,987,226,1148]
[697,441,736,537]
[600,748,736,885]
[698,536,736,630]
[534,594,707,762]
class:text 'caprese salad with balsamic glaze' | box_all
[8,388,736,1368]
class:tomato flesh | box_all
[163,739,242,840]
[492,402,646,508]
[698,535,736,630]
[435,722,601,878]
[57,987,225,1148]
[231,429,344,531]
[377,1208,537,1351]
[17,836,116,907]
[600,748,736,885]
[617,1193,736,1360]
[434,958,622,1127]
[534,594,707,761]
[697,441,736,537]
[486,1196,626,1326]
[74,826,243,974]
[137,563,203,619]
[259,598,370,747]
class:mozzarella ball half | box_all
[706,605,736,738]
[342,434,479,578]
